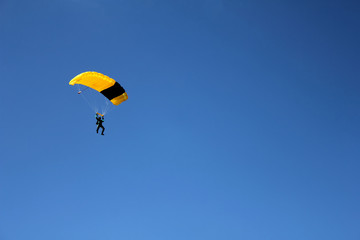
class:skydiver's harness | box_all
[96,115,104,126]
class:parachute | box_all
[69,72,128,115]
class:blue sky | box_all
[1,0,360,239]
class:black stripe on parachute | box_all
[100,82,126,101]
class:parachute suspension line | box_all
[76,84,116,115]
[102,97,116,116]
[100,93,106,115]
[77,84,98,114]
[102,98,112,116]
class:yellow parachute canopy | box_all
[69,72,128,105]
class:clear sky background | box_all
[1,0,360,239]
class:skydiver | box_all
[95,113,105,135]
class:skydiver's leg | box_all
[101,126,105,135]
[96,125,100,133]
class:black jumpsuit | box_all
[96,115,105,135]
